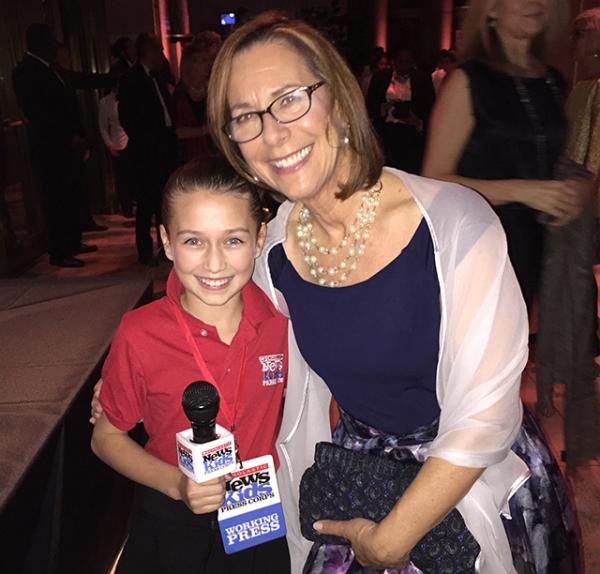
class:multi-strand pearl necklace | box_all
[296,182,382,287]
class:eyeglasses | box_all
[223,80,326,144]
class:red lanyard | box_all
[170,300,246,432]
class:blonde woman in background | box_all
[423,0,589,312]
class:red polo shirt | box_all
[100,270,288,467]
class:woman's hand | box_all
[90,380,104,424]
[519,178,591,226]
[314,518,410,569]
[313,459,484,571]
[177,474,228,514]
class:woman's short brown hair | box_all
[207,11,383,201]
[458,0,569,66]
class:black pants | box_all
[116,486,290,574]
[77,161,96,229]
[112,150,134,214]
[38,152,83,259]
[129,132,177,258]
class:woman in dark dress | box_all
[423,0,598,464]
[422,0,588,311]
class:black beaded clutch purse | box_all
[299,442,480,574]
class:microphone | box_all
[177,381,237,482]
[182,381,220,444]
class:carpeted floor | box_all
[21,214,170,294]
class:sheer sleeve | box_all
[427,211,529,468]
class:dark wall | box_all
[0,0,49,273]
[386,0,442,70]
[104,0,155,42]
[188,0,346,33]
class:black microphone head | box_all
[182,381,220,425]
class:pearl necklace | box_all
[296,182,382,287]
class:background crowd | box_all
[12,21,458,270]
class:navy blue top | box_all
[268,218,441,434]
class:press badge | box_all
[218,454,287,553]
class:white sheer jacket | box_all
[253,168,531,574]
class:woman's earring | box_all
[252,175,261,183]
[343,126,350,146]
[487,16,497,29]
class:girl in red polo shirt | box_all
[91,162,289,574]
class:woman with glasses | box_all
[205,11,581,574]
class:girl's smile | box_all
[161,190,265,325]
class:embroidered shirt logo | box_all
[259,354,285,386]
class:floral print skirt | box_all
[303,409,582,574]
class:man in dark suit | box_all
[366,47,435,174]
[55,42,110,233]
[118,35,177,266]
[12,24,111,267]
